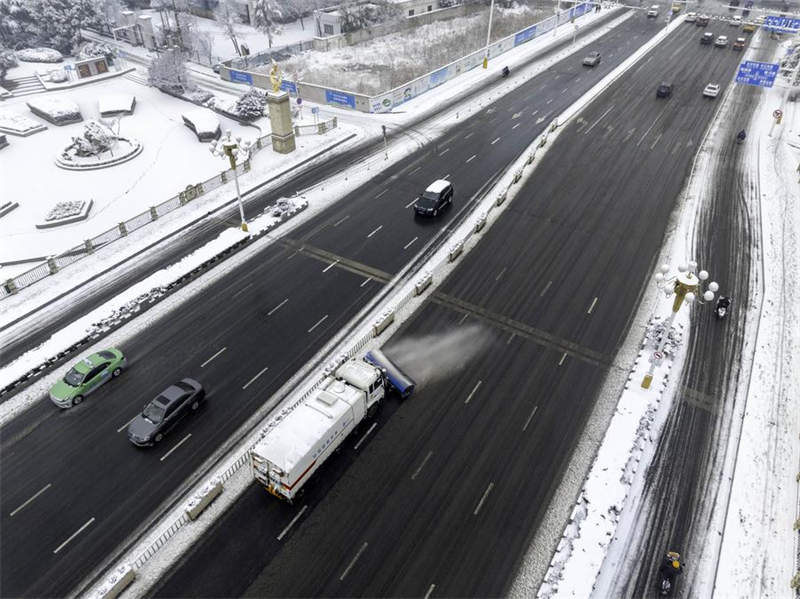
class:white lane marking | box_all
[268,298,289,316]
[523,406,539,432]
[308,315,329,333]
[458,313,469,325]
[464,132,474,139]
[587,297,598,314]
[584,105,615,134]
[323,260,339,273]
[160,434,192,462]
[424,585,436,599]
[575,77,581,82]
[439,148,450,156]
[650,133,662,149]
[559,353,567,366]
[507,333,515,345]
[340,542,369,581]
[546,99,553,104]
[243,366,269,390]
[409,166,421,175]
[117,414,138,433]
[562,88,567,93]
[465,380,482,404]
[466,154,477,163]
[404,237,418,250]
[360,277,372,288]
[405,199,417,209]
[286,247,304,260]
[473,483,495,516]
[411,451,434,481]
[277,505,308,541]
[512,123,521,130]
[540,84,547,89]
[232,283,253,299]
[637,112,664,146]
[54,518,96,554]
[441,173,450,180]
[354,422,378,450]
[367,225,383,238]
[375,189,389,199]
[555,74,561,79]
[201,347,226,368]
[495,266,507,281]
[11,484,52,517]
[333,215,350,227]
[540,280,553,296]
[531,110,539,116]
[491,137,501,145]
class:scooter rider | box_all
[737,129,747,143]
[660,551,684,584]
[502,65,510,78]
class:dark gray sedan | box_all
[128,379,205,446]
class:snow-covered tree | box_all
[150,0,191,49]
[147,49,192,93]
[30,0,104,54]
[0,47,18,81]
[252,0,283,49]
[235,87,266,120]
[75,40,116,61]
[65,119,118,159]
[0,0,34,48]
[213,0,242,55]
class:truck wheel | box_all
[367,403,378,419]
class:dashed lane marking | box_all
[11,484,52,517]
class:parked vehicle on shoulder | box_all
[127,379,205,446]
[582,51,601,66]
[701,31,715,44]
[414,179,453,217]
[656,82,674,98]
[715,34,729,46]
[703,83,720,98]
[733,37,746,49]
[49,349,127,408]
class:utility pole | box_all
[483,0,496,69]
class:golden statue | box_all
[269,60,282,93]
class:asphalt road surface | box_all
[149,18,752,599]
[1,9,665,598]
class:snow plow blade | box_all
[365,349,416,398]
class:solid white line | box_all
[333,215,350,227]
[404,237,418,250]
[368,225,383,238]
[323,260,339,273]
[354,422,378,450]
[559,353,567,366]
[308,314,329,333]
[117,414,138,433]
[512,123,521,130]
[523,406,539,432]
[465,380,482,404]
[160,434,192,462]
[405,199,417,209]
[409,166,421,175]
[473,483,494,516]
[424,585,436,599]
[11,484,52,517]
[268,298,289,316]
[277,505,308,541]
[584,105,616,134]
[466,154,476,163]
[491,137,501,145]
[587,297,598,314]
[360,277,372,287]
[201,347,226,368]
[243,366,269,390]
[411,451,433,481]
[232,283,253,299]
[439,148,450,156]
[375,189,389,199]
[340,542,369,581]
[54,518,95,554]
[540,280,553,296]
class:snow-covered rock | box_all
[181,109,221,142]
[16,47,63,63]
[98,94,136,117]
[0,111,47,136]
[27,97,82,126]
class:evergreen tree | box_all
[0,0,34,48]
[30,0,104,54]
[235,87,267,120]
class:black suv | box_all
[128,379,205,446]
[656,82,674,97]
[414,180,454,217]
[700,31,715,44]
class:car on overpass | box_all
[49,348,127,408]
[582,51,602,66]
[703,83,721,98]
[128,378,205,446]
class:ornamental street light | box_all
[210,130,252,233]
[482,0,496,69]
[641,260,718,389]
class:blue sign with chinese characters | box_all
[325,89,356,108]
[229,70,253,85]
[735,61,779,88]
[515,25,537,45]
[573,2,588,17]
[280,80,297,94]
[764,15,800,32]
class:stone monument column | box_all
[267,91,296,154]
[138,15,155,50]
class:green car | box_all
[49,349,127,408]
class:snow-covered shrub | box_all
[0,50,19,82]
[30,0,104,54]
[75,40,116,62]
[188,89,215,105]
[16,47,63,63]
[147,51,193,94]
[47,68,67,83]
[45,200,86,221]
[62,120,117,159]
[234,87,266,120]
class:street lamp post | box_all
[210,130,252,233]
[641,261,718,389]
[483,0,496,69]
